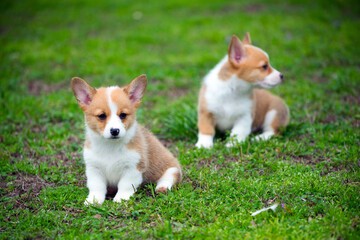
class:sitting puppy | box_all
[196,33,289,148]
[72,74,182,204]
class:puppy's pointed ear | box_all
[124,74,147,108]
[243,32,251,45]
[71,77,97,110]
[228,35,247,66]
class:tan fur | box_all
[218,61,233,81]
[197,84,215,136]
[127,125,182,185]
[229,45,273,83]
[251,89,289,134]
[83,88,110,135]
[219,45,273,83]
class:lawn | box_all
[1,0,360,239]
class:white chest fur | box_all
[204,56,254,131]
[84,122,140,186]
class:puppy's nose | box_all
[280,73,284,81]
[110,128,120,137]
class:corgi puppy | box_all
[196,33,289,148]
[72,74,182,205]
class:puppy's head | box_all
[227,33,283,88]
[72,74,147,139]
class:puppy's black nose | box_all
[110,128,120,137]
[280,73,284,81]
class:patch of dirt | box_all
[321,161,359,176]
[319,114,338,124]
[166,88,189,99]
[27,80,68,96]
[220,5,237,14]
[287,154,320,166]
[220,3,265,14]
[342,95,360,105]
[310,73,329,83]
[352,119,360,128]
[3,148,86,210]
[62,206,84,215]
[47,152,82,169]
[182,174,203,190]
[146,88,189,108]
[145,78,189,101]
[283,153,358,175]
[24,150,82,169]
[196,156,239,170]
[67,135,81,145]
[1,173,55,208]
[244,3,264,13]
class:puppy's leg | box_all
[254,109,277,141]
[113,168,143,203]
[196,85,215,149]
[155,167,180,193]
[196,108,215,148]
[85,166,107,205]
[226,114,252,147]
[254,101,289,141]
[196,112,215,149]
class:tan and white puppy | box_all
[196,33,289,148]
[72,75,182,205]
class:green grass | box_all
[1,0,360,239]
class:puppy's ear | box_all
[228,35,247,66]
[242,32,251,45]
[71,77,97,110]
[124,74,147,108]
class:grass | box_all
[1,0,360,239]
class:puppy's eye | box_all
[119,113,127,120]
[98,114,107,120]
[262,64,268,70]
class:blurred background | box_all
[1,0,359,138]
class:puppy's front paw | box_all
[84,193,105,205]
[253,131,274,141]
[113,191,133,203]
[195,141,213,149]
[195,134,214,149]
